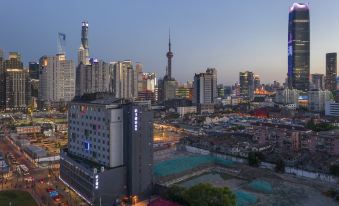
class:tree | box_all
[329,164,339,177]
[183,183,236,206]
[166,185,187,204]
[248,152,262,167]
[166,184,236,206]
[275,158,285,173]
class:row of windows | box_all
[69,120,110,132]
[70,105,103,113]
[70,139,110,148]
[70,149,110,163]
[69,127,110,138]
[70,115,108,123]
[69,145,110,159]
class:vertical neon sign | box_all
[134,109,138,131]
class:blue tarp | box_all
[154,155,234,177]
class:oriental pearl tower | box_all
[165,31,173,80]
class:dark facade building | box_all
[2,52,30,110]
[29,62,39,79]
[239,71,254,100]
[288,3,310,92]
[0,49,4,110]
[60,93,153,205]
[29,62,39,98]
[325,53,337,92]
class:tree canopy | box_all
[166,183,236,206]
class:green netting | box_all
[214,157,234,167]
[248,180,272,193]
[154,155,234,177]
[235,190,257,206]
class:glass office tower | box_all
[288,3,310,92]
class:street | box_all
[0,126,87,206]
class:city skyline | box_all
[1,0,339,84]
[1,2,339,205]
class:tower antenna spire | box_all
[169,27,171,52]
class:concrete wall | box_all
[96,166,127,205]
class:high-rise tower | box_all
[288,3,310,92]
[3,52,30,110]
[78,21,90,65]
[0,49,5,110]
[158,31,177,103]
[239,71,255,100]
[325,53,337,92]
[165,31,173,80]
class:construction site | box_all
[154,147,338,206]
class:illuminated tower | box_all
[288,3,310,92]
[165,31,173,80]
[78,21,90,65]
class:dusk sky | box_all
[1,0,339,85]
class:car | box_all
[49,190,59,198]
[24,176,33,182]
[53,195,61,202]
[46,187,54,192]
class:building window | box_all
[84,129,89,137]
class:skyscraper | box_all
[254,75,261,90]
[311,73,325,90]
[29,62,40,98]
[78,21,90,65]
[111,60,138,99]
[39,54,75,107]
[135,63,144,93]
[325,53,337,92]
[76,59,111,96]
[137,72,157,103]
[2,52,30,110]
[288,3,310,92]
[239,71,254,100]
[60,93,153,205]
[0,49,4,110]
[193,68,218,105]
[28,62,39,80]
